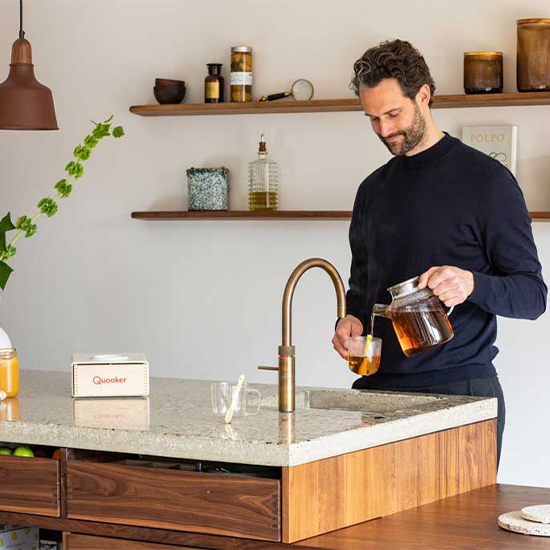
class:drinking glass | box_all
[348,336,382,376]
[210,382,261,418]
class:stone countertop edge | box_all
[0,398,497,467]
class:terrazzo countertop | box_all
[0,370,497,467]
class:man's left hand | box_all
[418,266,475,308]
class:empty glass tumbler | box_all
[210,382,261,418]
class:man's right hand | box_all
[332,315,364,359]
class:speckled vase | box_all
[186,167,229,211]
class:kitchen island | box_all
[0,369,499,547]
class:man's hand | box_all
[418,266,475,308]
[332,315,364,359]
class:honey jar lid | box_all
[231,46,253,53]
[0,348,17,359]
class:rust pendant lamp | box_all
[0,0,58,130]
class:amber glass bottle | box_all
[205,63,224,103]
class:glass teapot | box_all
[373,276,454,357]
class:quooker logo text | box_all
[92,376,128,385]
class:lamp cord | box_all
[19,0,25,39]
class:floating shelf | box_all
[132,210,550,221]
[129,92,550,117]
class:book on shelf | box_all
[461,125,518,176]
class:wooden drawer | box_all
[66,457,281,541]
[0,455,60,516]
[65,533,198,549]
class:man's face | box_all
[359,78,427,156]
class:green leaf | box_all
[113,126,124,138]
[54,179,67,191]
[84,135,98,148]
[0,260,13,291]
[24,223,37,237]
[0,213,15,253]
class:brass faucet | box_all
[258,258,347,413]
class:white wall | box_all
[1,0,549,486]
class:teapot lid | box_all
[387,276,420,298]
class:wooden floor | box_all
[299,484,550,550]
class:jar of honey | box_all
[0,348,19,398]
[230,46,253,102]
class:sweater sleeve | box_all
[346,185,369,329]
[468,166,547,320]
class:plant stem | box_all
[3,189,65,256]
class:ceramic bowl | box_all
[154,85,186,105]
[155,78,186,87]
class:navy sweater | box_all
[348,133,547,389]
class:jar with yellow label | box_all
[0,348,19,398]
[230,46,253,102]
[205,63,224,103]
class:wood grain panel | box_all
[0,455,60,516]
[282,420,497,543]
[129,92,550,117]
[67,461,280,541]
[3,485,550,550]
[130,210,550,221]
[65,532,198,549]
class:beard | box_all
[378,103,426,156]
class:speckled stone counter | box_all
[0,369,497,466]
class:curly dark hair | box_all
[351,39,436,107]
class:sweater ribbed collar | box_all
[397,132,457,169]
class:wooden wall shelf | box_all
[129,92,550,117]
[132,210,550,221]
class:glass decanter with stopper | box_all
[248,134,278,211]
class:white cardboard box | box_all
[71,353,149,398]
[0,525,39,549]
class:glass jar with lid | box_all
[230,46,253,102]
[464,52,503,94]
[517,19,550,91]
[0,348,19,398]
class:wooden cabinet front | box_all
[65,533,199,549]
[0,455,60,516]
[66,458,281,541]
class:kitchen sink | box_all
[262,388,443,414]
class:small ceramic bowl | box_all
[154,85,186,105]
[155,78,186,87]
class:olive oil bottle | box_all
[248,134,278,211]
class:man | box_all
[332,39,547,466]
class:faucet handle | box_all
[258,365,279,371]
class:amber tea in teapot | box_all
[373,276,454,357]
[390,307,453,356]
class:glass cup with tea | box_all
[348,336,382,376]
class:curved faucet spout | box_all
[282,258,347,347]
[259,258,347,413]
